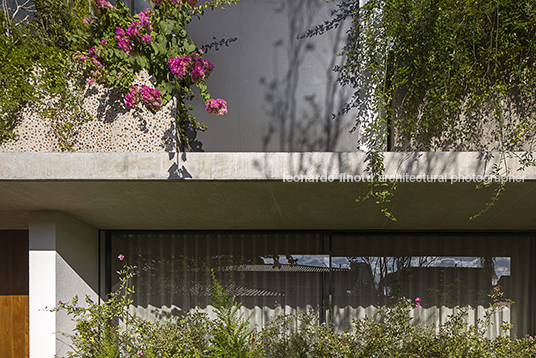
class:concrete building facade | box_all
[1,1,536,357]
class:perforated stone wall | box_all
[0,71,176,153]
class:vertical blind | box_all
[109,231,536,337]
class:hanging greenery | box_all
[306,0,536,219]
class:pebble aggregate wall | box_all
[0,71,176,153]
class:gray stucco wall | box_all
[186,0,357,152]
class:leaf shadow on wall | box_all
[260,0,353,153]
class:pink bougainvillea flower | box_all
[116,16,153,56]
[169,55,192,80]
[116,26,133,53]
[137,350,143,355]
[86,77,96,86]
[138,9,153,32]
[118,39,131,52]
[125,86,139,109]
[184,56,214,83]
[141,35,153,45]
[73,51,88,61]
[97,0,112,9]
[118,254,125,261]
[205,98,227,116]
[92,58,103,69]
[82,17,96,26]
[140,85,162,111]
[88,47,98,58]
[101,39,107,45]
[190,65,206,83]
[124,86,162,111]
[91,0,113,13]
[90,70,102,80]
[116,26,126,37]
[198,57,214,76]
[138,9,150,23]
[126,25,140,39]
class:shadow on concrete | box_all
[260,0,354,152]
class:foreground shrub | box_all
[56,260,536,357]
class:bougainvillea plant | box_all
[72,0,238,150]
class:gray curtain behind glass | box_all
[110,232,536,337]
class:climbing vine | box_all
[0,0,89,149]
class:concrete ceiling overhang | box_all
[1,152,535,230]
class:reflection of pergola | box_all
[204,264,352,297]
[191,282,282,297]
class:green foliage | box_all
[208,271,255,358]
[0,0,89,149]
[347,0,536,146]
[336,0,536,219]
[259,312,342,358]
[54,264,136,357]
[55,264,208,358]
[57,261,536,358]
[30,0,86,48]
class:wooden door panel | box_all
[0,231,29,358]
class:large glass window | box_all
[110,232,330,326]
[108,231,536,337]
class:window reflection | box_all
[332,256,510,307]
[109,232,532,337]
[111,233,329,326]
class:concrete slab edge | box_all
[0,152,535,181]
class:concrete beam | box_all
[2,152,536,231]
[0,152,535,180]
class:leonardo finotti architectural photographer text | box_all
[282,173,526,184]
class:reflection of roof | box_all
[217,264,352,273]
[190,282,283,297]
